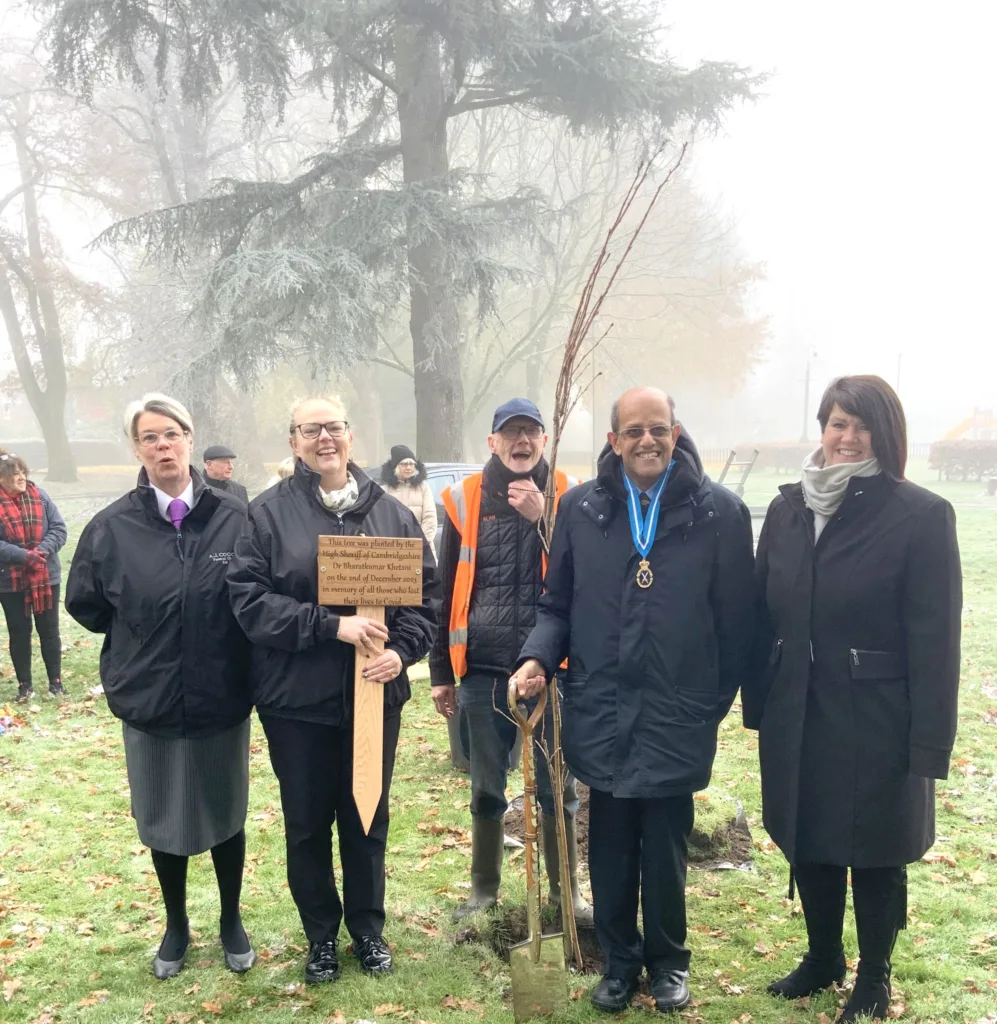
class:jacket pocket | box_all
[848,649,903,680]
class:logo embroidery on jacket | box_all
[207,551,234,564]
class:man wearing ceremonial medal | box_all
[511,387,755,1014]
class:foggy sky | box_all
[667,0,997,442]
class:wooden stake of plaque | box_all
[318,535,424,833]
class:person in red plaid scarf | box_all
[0,449,67,702]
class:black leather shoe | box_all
[353,934,393,975]
[591,976,639,1012]
[305,940,341,984]
[648,969,690,1012]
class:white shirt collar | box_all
[151,478,194,523]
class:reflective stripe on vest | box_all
[442,469,571,679]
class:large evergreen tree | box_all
[36,0,758,458]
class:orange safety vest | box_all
[441,469,571,679]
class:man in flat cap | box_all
[203,445,249,505]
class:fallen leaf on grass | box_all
[78,990,111,1007]
[184,983,201,995]
[374,1003,407,1016]
[3,979,23,1002]
[76,921,95,935]
[887,1001,906,1018]
[441,995,484,1016]
[322,1013,346,1024]
[968,870,987,884]
[921,851,958,868]
[201,1002,224,1015]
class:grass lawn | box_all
[1,479,996,1024]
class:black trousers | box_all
[588,787,694,979]
[261,709,401,945]
[0,584,61,686]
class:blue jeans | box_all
[458,673,579,822]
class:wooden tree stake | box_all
[353,605,386,834]
[318,535,424,835]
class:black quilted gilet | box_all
[464,485,545,676]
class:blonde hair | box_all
[288,395,349,435]
[123,393,194,441]
[276,456,296,479]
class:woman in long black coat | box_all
[743,375,961,1023]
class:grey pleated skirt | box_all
[122,718,251,856]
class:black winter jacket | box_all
[518,435,755,798]
[65,469,251,737]
[429,456,550,683]
[208,477,249,506]
[227,460,438,725]
[743,475,962,867]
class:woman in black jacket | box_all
[227,396,437,985]
[66,394,255,981]
[744,376,962,1022]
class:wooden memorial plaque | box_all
[318,536,424,833]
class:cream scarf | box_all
[319,472,359,513]
[801,449,880,541]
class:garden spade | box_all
[507,681,568,1022]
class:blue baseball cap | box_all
[492,398,545,433]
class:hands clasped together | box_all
[336,615,402,684]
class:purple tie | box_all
[167,498,189,531]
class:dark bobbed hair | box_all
[817,375,907,481]
[0,447,29,482]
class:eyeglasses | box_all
[294,421,349,440]
[498,424,543,440]
[136,428,187,447]
[0,453,18,461]
[397,459,417,468]
[618,425,672,441]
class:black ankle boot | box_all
[841,970,892,1022]
[842,866,906,1022]
[767,952,846,998]
[769,864,847,999]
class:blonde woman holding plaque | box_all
[228,396,438,984]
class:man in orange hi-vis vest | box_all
[429,398,591,925]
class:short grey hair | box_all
[610,391,676,432]
[123,393,194,441]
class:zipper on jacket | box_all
[850,648,859,667]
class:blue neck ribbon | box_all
[622,460,675,558]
